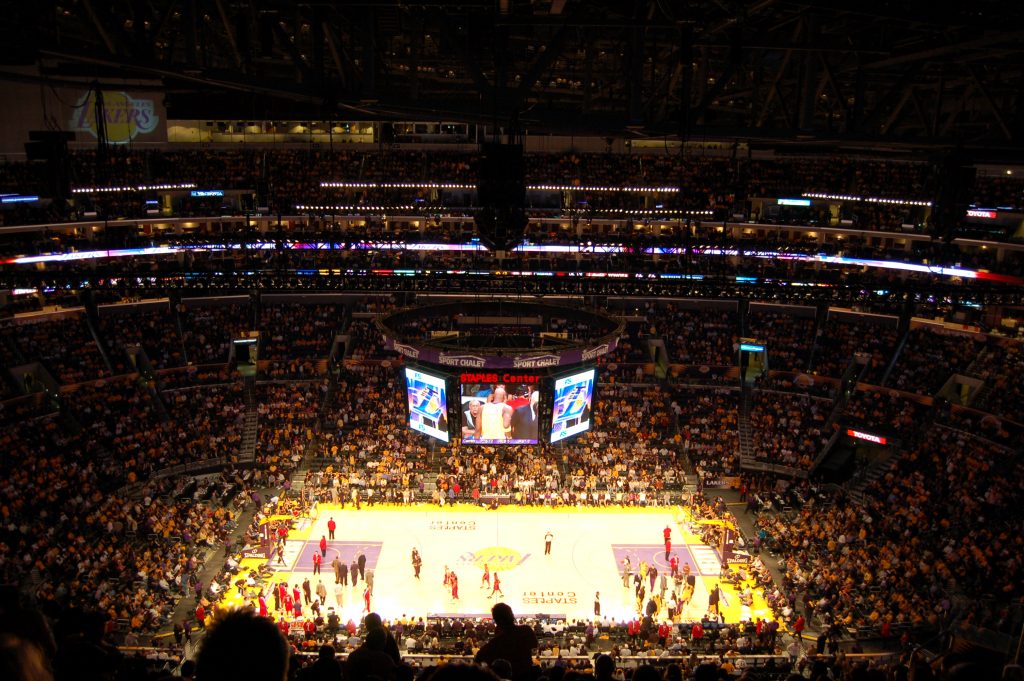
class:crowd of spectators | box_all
[840,388,926,438]
[759,424,1023,640]
[7,599,1013,681]
[746,310,816,373]
[560,384,678,503]
[156,365,239,390]
[810,316,899,382]
[0,313,110,383]
[346,319,395,360]
[161,383,246,463]
[746,158,932,202]
[749,391,831,471]
[259,303,346,360]
[657,307,737,367]
[3,273,1024,681]
[972,173,1024,210]
[310,371,691,507]
[0,149,1021,290]
[671,387,740,479]
[0,392,239,639]
[311,365,432,505]
[411,382,681,507]
[965,339,1024,422]
[98,304,186,370]
[0,149,950,214]
[886,328,984,395]
[595,320,652,380]
[61,377,169,484]
[752,373,836,400]
[180,303,250,365]
[939,406,1020,449]
[255,381,323,480]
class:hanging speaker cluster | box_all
[474,142,528,251]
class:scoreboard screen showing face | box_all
[549,368,596,443]
[404,367,449,443]
[458,373,541,445]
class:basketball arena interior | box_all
[1,2,1023,680]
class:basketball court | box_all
[230,505,774,626]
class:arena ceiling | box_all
[4,1,1024,149]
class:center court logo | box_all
[459,547,530,571]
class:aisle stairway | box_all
[845,451,895,504]
[240,375,259,463]
[165,485,272,634]
[737,385,755,465]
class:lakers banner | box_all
[68,90,162,144]
[0,71,167,153]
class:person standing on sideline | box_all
[302,578,312,605]
[708,583,721,615]
[622,557,632,588]
[544,531,553,555]
[357,552,367,581]
[316,579,328,605]
[793,614,806,639]
[691,621,705,650]
[327,517,337,540]
[411,548,422,579]
[594,592,601,617]
[332,556,342,584]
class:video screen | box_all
[461,379,539,445]
[550,368,596,443]
[404,367,449,443]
